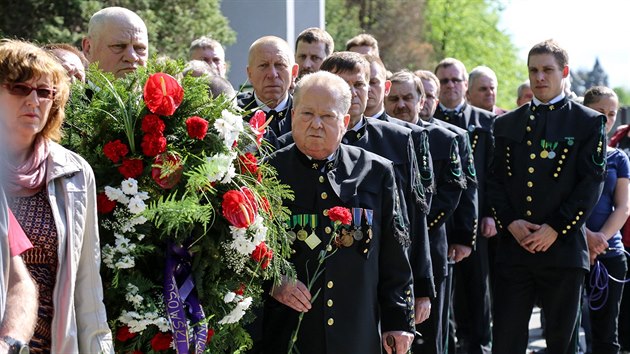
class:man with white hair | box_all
[82,6,149,78]
[467,65,506,115]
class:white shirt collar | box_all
[254,92,289,112]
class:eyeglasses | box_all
[439,78,464,85]
[2,83,56,99]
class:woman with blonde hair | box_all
[0,39,113,353]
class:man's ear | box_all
[562,65,569,78]
[384,80,392,96]
[291,64,299,79]
[81,37,91,59]
[343,114,350,128]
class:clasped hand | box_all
[270,277,312,313]
[508,219,558,253]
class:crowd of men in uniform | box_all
[26,6,611,354]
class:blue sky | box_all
[499,0,629,89]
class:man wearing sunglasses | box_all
[434,58,495,354]
[82,7,149,79]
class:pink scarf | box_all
[7,136,50,196]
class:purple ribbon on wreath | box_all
[164,241,208,354]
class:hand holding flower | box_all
[271,276,312,313]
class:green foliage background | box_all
[0,0,235,60]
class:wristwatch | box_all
[1,336,29,354]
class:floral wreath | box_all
[64,60,294,353]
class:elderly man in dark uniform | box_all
[263,71,415,354]
[237,36,298,137]
[385,69,467,354]
[433,58,494,354]
[488,39,606,354]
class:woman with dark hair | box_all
[0,39,113,353]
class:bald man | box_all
[82,6,149,78]
[237,36,298,137]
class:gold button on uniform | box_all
[319,176,325,183]
[323,209,329,216]
[526,210,532,216]
[528,167,535,173]
[530,154,536,159]
[327,299,333,307]
[328,318,334,326]
[325,226,332,234]
[527,140,532,146]
[526,196,532,202]
[527,181,533,188]
[327,281,334,288]
[321,192,328,199]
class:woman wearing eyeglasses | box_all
[0,39,113,353]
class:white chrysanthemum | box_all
[136,191,150,201]
[250,215,268,245]
[127,196,146,214]
[218,296,253,325]
[214,110,244,148]
[230,233,256,256]
[127,283,140,294]
[155,317,170,332]
[114,235,132,253]
[206,152,236,183]
[121,215,147,233]
[115,255,135,269]
[105,186,125,202]
[102,245,115,269]
[221,163,237,184]
[121,178,139,195]
[223,291,236,303]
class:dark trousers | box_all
[584,255,628,354]
[452,236,492,354]
[492,264,585,354]
[415,276,448,354]
[619,249,630,351]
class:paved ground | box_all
[527,306,586,354]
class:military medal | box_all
[296,215,308,241]
[304,215,321,249]
[365,209,374,241]
[566,137,575,146]
[340,229,354,247]
[540,150,549,159]
[352,207,363,241]
[547,151,556,159]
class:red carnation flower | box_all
[151,152,183,189]
[103,140,129,163]
[97,192,116,214]
[150,332,173,351]
[251,242,273,269]
[116,326,137,342]
[118,158,144,179]
[143,73,184,116]
[141,114,166,134]
[328,206,352,225]
[238,152,259,175]
[185,116,209,140]
[221,187,258,228]
[141,133,167,157]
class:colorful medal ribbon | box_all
[164,241,208,354]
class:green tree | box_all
[424,0,525,109]
[325,0,363,52]
[0,0,235,60]
[614,87,630,107]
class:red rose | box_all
[238,152,259,175]
[249,110,267,146]
[118,158,144,179]
[141,114,166,134]
[328,206,352,225]
[103,140,129,163]
[206,328,215,344]
[151,152,183,189]
[143,73,184,116]
[185,116,209,140]
[251,242,273,269]
[141,133,167,157]
[116,326,137,342]
[150,331,173,351]
[97,192,116,214]
[221,187,258,228]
